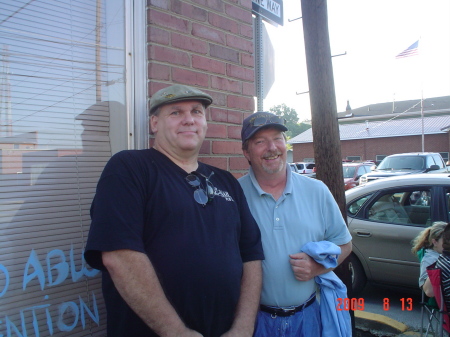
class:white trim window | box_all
[0,0,144,335]
[376,155,387,163]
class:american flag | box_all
[395,40,419,59]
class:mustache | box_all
[263,151,282,159]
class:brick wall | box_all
[147,0,255,177]
[292,143,315,162]
[292,133,450,162]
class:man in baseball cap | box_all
[241,111,288,144]
[85,85,264,337]
[238,111,352,337]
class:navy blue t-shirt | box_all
[84,148,264,337]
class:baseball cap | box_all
[241,111,288,142]
[149,84,213,115]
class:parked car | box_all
[343,162,373,190]
[289,163,299,173]
[299,166,316,179]
[359,152,448,185]
[345,173,450,294]
[295,162,315,174]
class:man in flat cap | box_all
[85,84,264,337]
[238,111,352,337]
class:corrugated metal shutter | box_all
[0,1,127,335]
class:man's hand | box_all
[289,252,325,281]
[220,260,262,337]
[176,330,203,337]
[148,322,203,337]
[289,242,352,281]
[220,326,251,337]
[103,250,203,337]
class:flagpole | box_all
[421,91,424,152]
[395,39,423,151]
[392,93,395,113]
[419,37,424,153]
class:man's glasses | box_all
[185,171,215,206]
[251,115,286,127]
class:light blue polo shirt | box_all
[238,166,352,307]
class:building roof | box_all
[289,113,450,144]
[0,132,38,145]
[338,96,450,118]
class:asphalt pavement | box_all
[353,283,427,336]
[355,309,423,336]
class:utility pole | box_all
[301,0,355,331]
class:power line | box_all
[0,0,36,25]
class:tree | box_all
[269,103,311,138]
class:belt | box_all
[260,295,316,317]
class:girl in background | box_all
[411,221,448,288]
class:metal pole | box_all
[255,16,264,111]
[421,93,424,152]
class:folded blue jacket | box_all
[301,241,351,337]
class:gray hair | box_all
[150,106,162,117]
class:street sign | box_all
[262,23,275,98]
[252,0,283,27]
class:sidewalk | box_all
[355,310,422,337]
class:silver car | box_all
[346,173,450,294]
[289,163,299,173]
[359,152,448,185]
[295,162,315,174]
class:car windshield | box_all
[343,166,356,178]
[377,156,425,171]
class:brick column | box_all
[147,0,255,177]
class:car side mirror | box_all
[370,165,376,171]
[426,164,440,172]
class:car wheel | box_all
[348,254,367,295]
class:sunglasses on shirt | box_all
[185,171,215,207]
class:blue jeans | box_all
[253,300,321,337]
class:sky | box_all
[262,0,450,122]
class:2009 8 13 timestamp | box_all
[383,297,413,311]
[336,298,414,311]
[336,298,364,311]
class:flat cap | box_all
[149,84,213,115]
